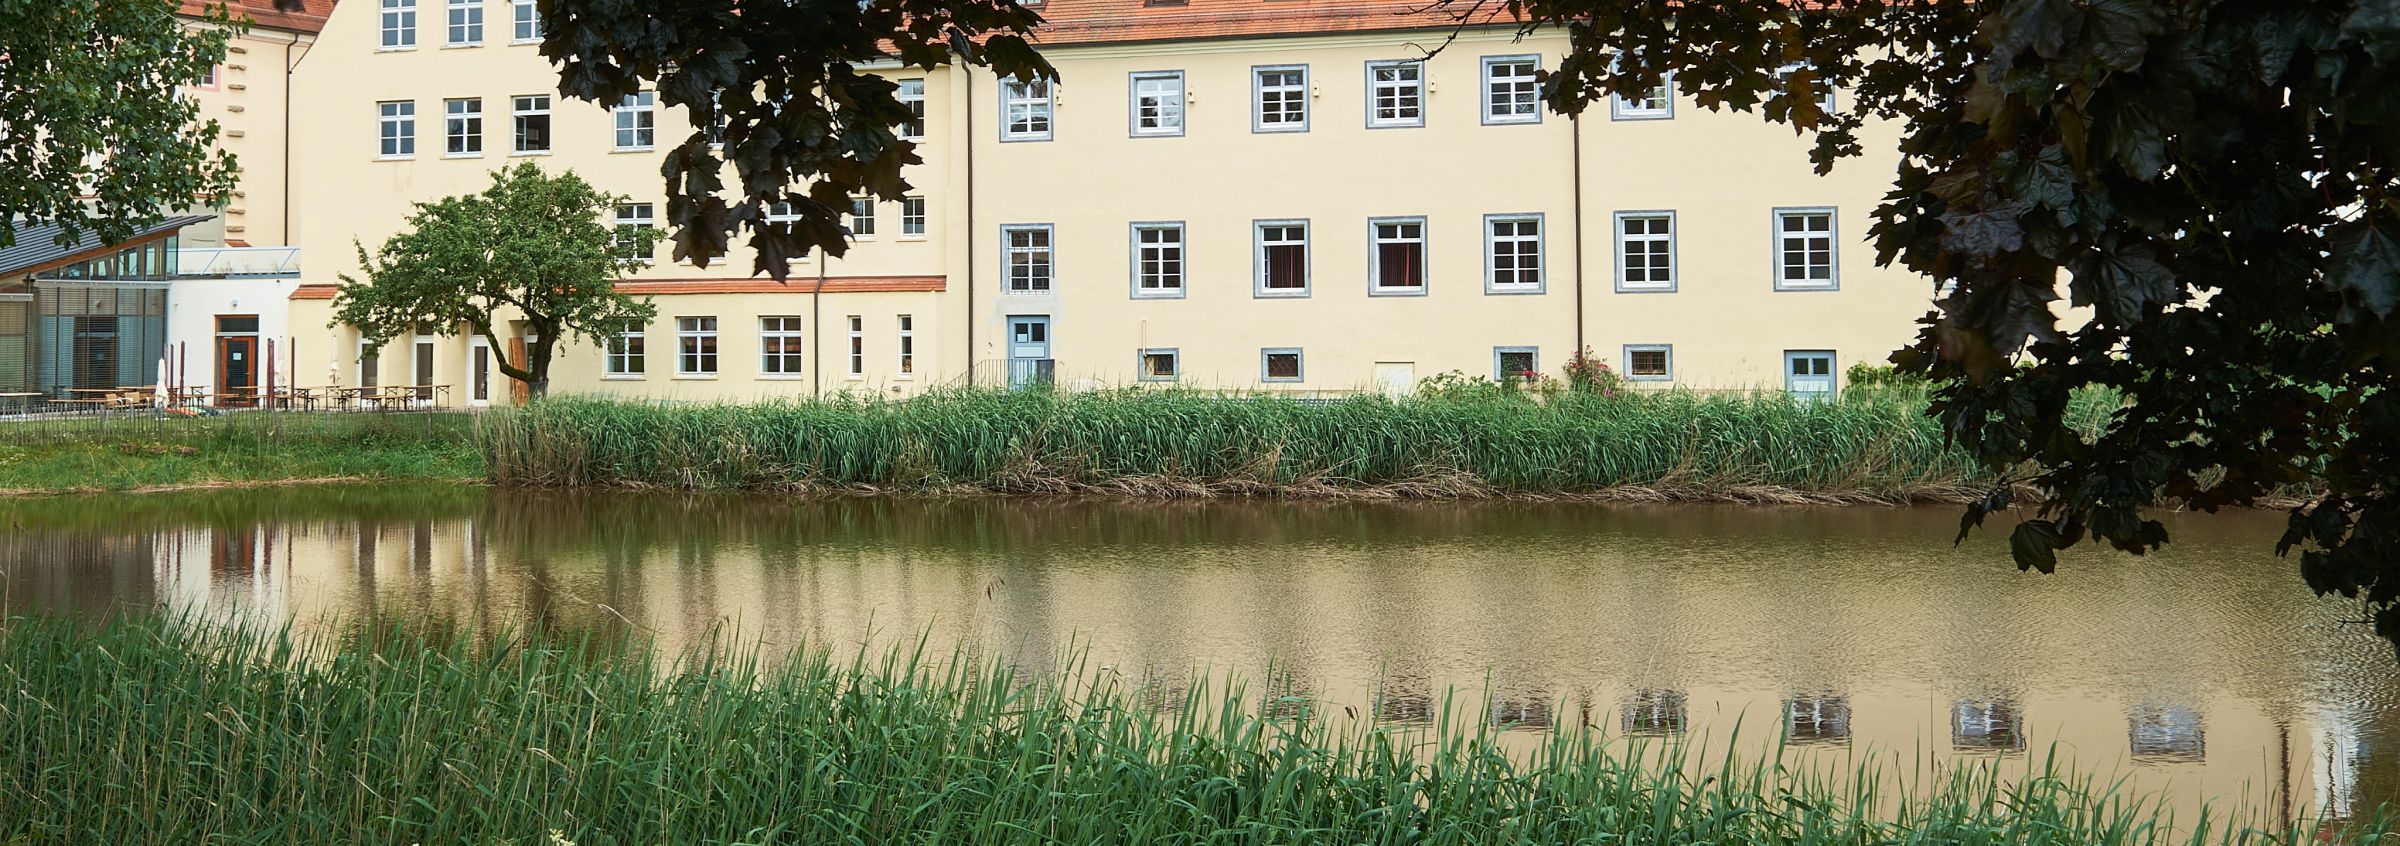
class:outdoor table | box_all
[0,392,42,415]
[385,385,452,409]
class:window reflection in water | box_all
[2127,705,2206,763]
[1622,689,1687,737]
[1129,673,1191,717]
[1374,684,1434,725]
[1785,694,1851,745]
[1489,690,1553,730]
[1259,675,1315,721]
[1953,698,2026,752]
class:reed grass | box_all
[481,386,2100,502]
[0,614,2368,844]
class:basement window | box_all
[1262,348,1302,382]
[1625,344,1671,381]
[1140,349,1179,382]
[1494,347,1537,381]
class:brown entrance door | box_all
[216,336,257,406]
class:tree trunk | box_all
[525,326,557,402]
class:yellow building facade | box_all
[177,0,328,250]
[284,0,1937,403]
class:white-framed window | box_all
[1131,222,1184,298]
[605,320,644,376]
[901,196,926,237]
[194,64,218,89]
[676,317,717,376]
[1254,65,1307,132]
[1130,71,1185,137]
[613,203,654,262]
[511,95,550,153]
[1262,348,1303,383]
[380,0,417,49]
[1494,347,1539,381]
[760,316,804,375]
[1624,344,1672,381]
[846,197,875,239]
[614,91,655,151]
[897,315,915,376]
[510,0,540,41]
[1773,208,1838,290]
[896,79,926,140]
[1615,211,1675,291]
[1368,216,1426,295]
[443,98,482,156]
[1001,78,1052,141]
[765,200,802,225]
[1485,214,1543,293]
[446,0,482,46]
[1367,60,1424,128]
[377,101,415,158]
[1139,348,1179,382]
[1482,55,1540,124]
[1003,224,1052,292]
[1776,62,1837,111]
[1611,72,1673,120]
[846,316,865,377]
[1255,219,1309,296]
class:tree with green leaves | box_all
[1465,0,2400,640]
[543,0,2400,648]
[539,0,1053,280]
[334,163,658,400]
[0,0,244,249]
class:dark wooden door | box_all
[216,335,257,406]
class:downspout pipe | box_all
[1570,110,1586,358]
[281,29,313,247]
[813,264,825,397]
[963,69,977,388]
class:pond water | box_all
[5,485,2398,824]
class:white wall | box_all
[166,276,304,397]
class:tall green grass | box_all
[0,614,2364,844]
[482,387,2087,501]
[0,412,480,493]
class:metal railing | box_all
[173,246,302,277]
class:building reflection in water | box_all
[1623,689,1687,737]
[1785,694,1851,746]
[2129,705,2206,763]
[2320,714,2363,820]
[11,490,2400,820]
[1953,699,2027,752]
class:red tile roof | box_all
[614,276,948,295]
[1031,0,1522,46]
[181,0,335,35]
[293,276,948,301]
